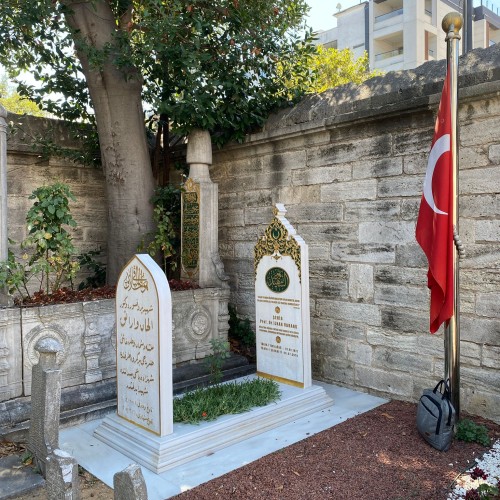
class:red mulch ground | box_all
[14,280,199,307]
[173,400,500,500]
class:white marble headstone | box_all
[116,254,173,436]
[254,204,311,388]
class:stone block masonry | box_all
[2,46,499,425]
[212,44,500,423]
[6,113,107,266]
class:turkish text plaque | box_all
[254,204,311,388]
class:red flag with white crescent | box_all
[416,68,454,334]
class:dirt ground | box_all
[0,442,112,499]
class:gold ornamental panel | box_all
[254,217,301,281]
[181,178,200,276]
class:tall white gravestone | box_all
[116,254,173,436]
[254,204,312,388]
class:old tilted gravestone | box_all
[28,337,81,497]
[46,449,80,500]
[95,252,331,475]
[28,337,63,477]
[113,464,148,500]
[254,204,312,388]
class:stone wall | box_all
[6,113,107,259]
[212,44,500,423]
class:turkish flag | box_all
[416,69,454,333]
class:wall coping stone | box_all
[227,44,500,147]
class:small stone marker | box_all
[113,464,148,500]
[116,254,173,436]
[46,449,80,500]
[254,204,312,388]
[28,337,63,476]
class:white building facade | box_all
[315,0,500,72]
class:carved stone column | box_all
[0,104,12,306]
[181,129,228,288]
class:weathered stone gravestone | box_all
[113,464,148,500]
[28,337,63,476]
[115,254,173,436]
[254,204,311,388]
[46,449,80,500]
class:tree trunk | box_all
[62,0,155,283]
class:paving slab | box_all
[0,454,45,500]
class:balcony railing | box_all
[425,8,432,16]
[375,8,403,23]
[374,47,404,61]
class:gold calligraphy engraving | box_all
[123,266,149,293]
[265,267,290,293]
[181,178,200,277]
[117,262,159,431]
[254,217,301,281]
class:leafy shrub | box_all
[77,248,106,290]
[139,185,181,276]
[0,183,104,302]
[456,419,491,446]
[204,338,231,385]
[228,304,255,347]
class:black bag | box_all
[416,379,456,451]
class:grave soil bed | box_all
[14,279,199,307]
[3,400,500,499]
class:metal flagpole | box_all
[462,0,473,54]
[442,13,463,419]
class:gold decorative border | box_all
[256,371,304,388]
[254,217,301,281]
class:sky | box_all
[306,0,363,32]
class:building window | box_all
[324,40,338,50]
[425,0,432,17]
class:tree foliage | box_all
[305,46,382,94]
[0,1,315,145]
[0,1,316,282]
[0,78,47,117]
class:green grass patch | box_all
[173,378,281,424]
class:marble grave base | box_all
[93,377,333,474]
